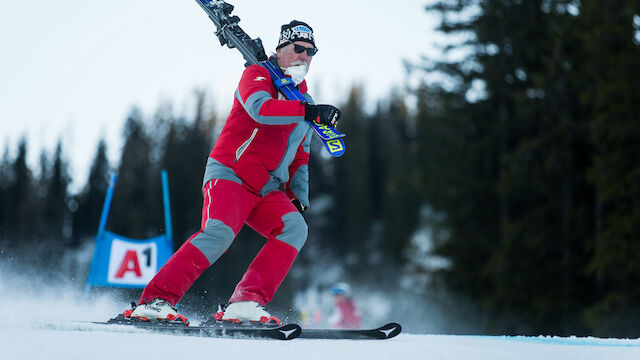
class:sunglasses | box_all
[293,43,318,56]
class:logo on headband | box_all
[279,26,315,46]
[292,25,312,34]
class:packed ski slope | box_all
[2,265,640,360]
[4,321,640,360]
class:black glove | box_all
[292,199,307,212]
[304,103,341,127]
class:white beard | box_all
[283,61,309,85]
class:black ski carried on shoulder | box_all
[193,0,346,157]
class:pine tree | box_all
[330,86,372,266]
[7,139,34,244]
[110,108,161,238]
[376,92,420,265]
[72,139,111,246]
[42,142,71,241]
[416,0,597,334]
[579,0,640,337]
[0,146,12,240]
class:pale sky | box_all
[0,0,438,190]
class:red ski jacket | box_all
[330,298,363,329]
[204,60,314,207]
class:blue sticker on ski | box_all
[260,60,346,157]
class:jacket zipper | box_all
[234,128,258,162]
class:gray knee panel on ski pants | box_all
[276,212,308,251]
[190,219,235,264]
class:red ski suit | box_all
[140,60,314,307]
[329,297,362,329]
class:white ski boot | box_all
[220,301,281,326]
[125,298,189,325]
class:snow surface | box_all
[2,264,640,359]
[4,325,640,360]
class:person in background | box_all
[328,282,362,329]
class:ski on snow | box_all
[87,314,401,340]
[88,314,301,340]
[300,322,402,340]
[193,0,346,157]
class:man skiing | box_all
[124,20,341,326]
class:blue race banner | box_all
[85,171,174,292]
[86,231,173,288]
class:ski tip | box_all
[377,322,402,339]
[276,324,302,340]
